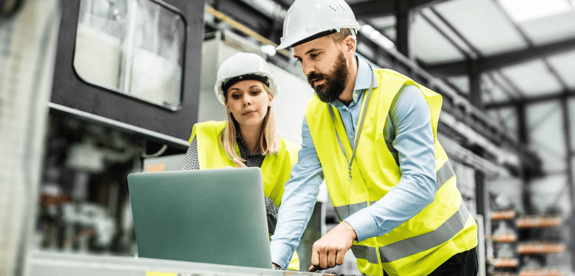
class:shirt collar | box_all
[331,54,378,108]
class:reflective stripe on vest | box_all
[436,161,455,190]
[349,200,470,264]
[334,161,455,221]
[378,200,470,263]
[351,245,379,264]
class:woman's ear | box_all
[268,92,274,107]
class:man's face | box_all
[293,36,349,103]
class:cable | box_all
[141,144,168,158]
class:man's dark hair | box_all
[330,28,354,43]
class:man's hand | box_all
[309,222,357,272]
[225,158,247,168]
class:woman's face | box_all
[225,79,273,128]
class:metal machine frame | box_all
[50,0,205,141]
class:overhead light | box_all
[499,0,572,22]
[260,44,276,56]
[359,24,395,50]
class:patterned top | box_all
[180,130,280,235]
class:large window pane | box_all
[74,0,185,110]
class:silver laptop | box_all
[127,168,272,269]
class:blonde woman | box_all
[180,52,300,270]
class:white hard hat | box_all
[277,0,360,50]
[214,52,279,105]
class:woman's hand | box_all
[225,158,247,168]
[232,158,247,167]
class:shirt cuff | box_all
[270,240,295,269]
[344,207,379,242]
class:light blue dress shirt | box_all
[270,55,437,268]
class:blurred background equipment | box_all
[0,0,59,275]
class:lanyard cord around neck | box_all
[328,71,375,181]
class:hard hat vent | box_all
[328,4,345,11]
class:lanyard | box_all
[328,72,375,181]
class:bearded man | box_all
[269,0,478,276]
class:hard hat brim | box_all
[277,25,360,50]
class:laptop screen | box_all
[128,168,272,269]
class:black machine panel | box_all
[51,0,204,141]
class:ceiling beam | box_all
[215,0,282,43]
[561,93,575,268]
[469,71,482,109]
[490,0,570,92]
[429,7,482,57]
[486,72,521,99]
[396,0,411,57]
[423,36,575,77]
[350,0,451,19]
[418,11,470,58]
[485,91,575,109]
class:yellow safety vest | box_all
[305,69,477,276]
[190,121,301,270]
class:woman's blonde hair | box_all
[220,84,278,162]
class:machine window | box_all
[74,0,186,110]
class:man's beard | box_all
[307,52,349,103]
